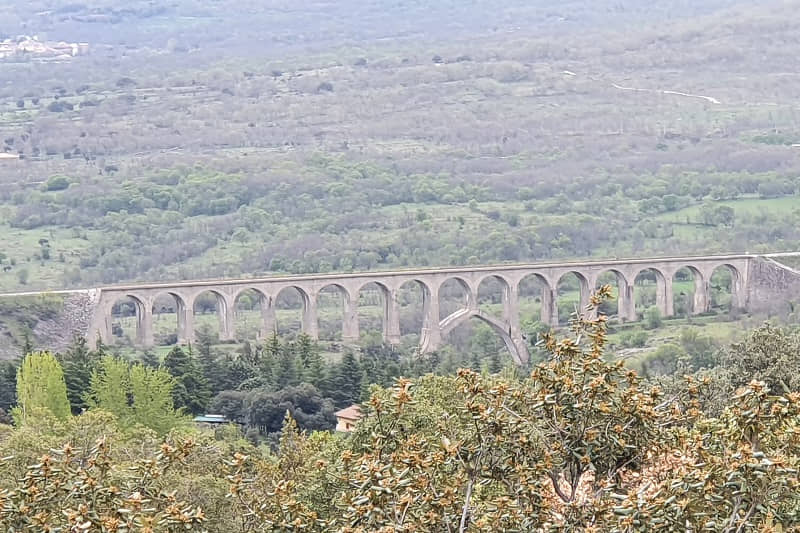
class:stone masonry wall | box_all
[0,290,98,360]
[747,257,800,316]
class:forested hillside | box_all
[0,0,799,292]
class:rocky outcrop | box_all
[0,290,99,360]
[33,290,99,352]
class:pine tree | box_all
[20,330,35,359]
[15,352,71,422]
[177,363,212,415]
[164,346,191,376]
[140,350,160,368]
[197,335,227,394]
[265,332,282,361]
[0,360,17,411]
[296,334,314,368]
[274,342,299,389]
[329,351,362,408]
[487,349,503,374]
[163,346,211,415]
[257,347,275,388]
[359,368,372,403]
[226,357,258,390]
[60,336,100,414]
[297,334,325,386]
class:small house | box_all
[335,404,362,432]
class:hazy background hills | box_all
[0,0,799,292]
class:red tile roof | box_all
[335,404,362,421]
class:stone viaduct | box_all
[85,254,769,365]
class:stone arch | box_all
[151,291,191,345]
[191,289,234,342]
[108,293,149,345]
[274,285,315,339]
[355,281,397,344]
[476,273,517,328]
[355,280,392,305]
[594,269,633,321]
[438,276,476,321]
[395,278,442,353]
[671,265,708,316]
[440,308,528,366]
[554,270,591,324]
[395,278,431,339]
[233,287,271,340]
[707,263,745,312]
[517,272,556,326]
[631,267,671,319]
[476,274,512,305]
[317,282,358,342]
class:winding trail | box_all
[611,83,721,104]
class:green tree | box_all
[197,326,227,394]
[0,439,206,530]
[327,351,361,408]
[274,342,300,389]
[164,345,191,376]
[715,323,800,394]
[297,334,325,385]
[643,305,663,329]
[0,360,17,411]
[86,356,131,420]
[129,363,185,436]
[15,352,71,422]
[140,349,160,368]
[639,343,686,378]
[60,336,100,414]
[163,346,211,415]
[87,356,183,435]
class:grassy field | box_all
[656,196,800,242]
[0,223,96,292]
[660,196,800,221]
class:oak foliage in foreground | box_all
[2,287,799,531]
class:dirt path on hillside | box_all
[611,83,721,104]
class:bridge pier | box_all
[302,290,319,340]
[658,278,674,318]
[97,311,113,347]
[619,280,637,322]
[384,290,402,345]
[342,293,360,344]
[420,283,442,352]
[504,284,521,339]
[541,286,559,326]
[692,278,710,315]
[260,295,277,339]
[138,305,154,347]
[218,295,236,342]
[177,299,195,345]
[731,273,746,310]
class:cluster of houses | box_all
[0,36,89,61]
